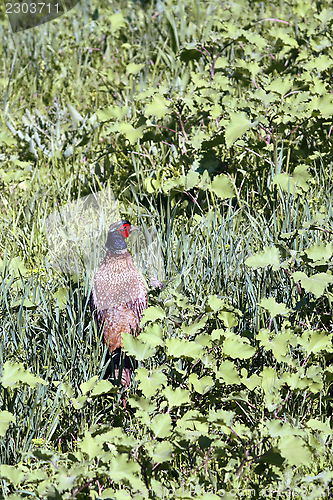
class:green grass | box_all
[1,0,333,497]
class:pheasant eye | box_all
[118,224,130,238]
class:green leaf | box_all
[177,410,208,435]
[95,428,124,445]
[110,12,126,33]
[136,368,167,398]
[101,489,118,499]
[97,105,129,121]
[259,297,290,318]
[0,465,26,486]
[214,56,229,69]
[263,392,283,412]
[305,243,333,263]
[273,173,296,193]
[80,375,98,395]
[146,95,169,118]
[108,454,140,483]
[218,310,238,328]
[216,361,241,384]
[256,447,284,466]
[210,174,235,199]
[139,324,164,347]
[310,93,333,117]
[0,411,15,436]
[147,441,173,462]
[254,88,277,106]
[122,332,156,361]
[292,271,333,298]
[1,361,22,388]
[208,295,224,311]
[145,177,155,193]
[273,165,311,193]
[307,418,332,435]
[222,335,255,359]
[305,365,324,393]
[225,112,252,148]
[267,77,292,96]
[141,306,165,323]
[190,131,209,149]
[0,169,11,183]
[71,395,88,410]
[189,373,214,394]
[1,362,46,389]
[241,374,262,391]
[11,298,36,309]
[162,387,190,408]
[261,366,283,394]
[208,409,234,426]
[245,246,281,270]
[185,170,200,189]
[293,165,311,192]
[278,436,312,466]
[166,338,202,359]
[299,330,333,356]
[195,333,211,347]
[257,329,290,361]
[150,413,172,438]
[0,130,15,146]
[212,329,227,342]
[128,395,157,413]
[181,316,208,335]
[162,176,186,192]
[316,8,333,24]
[56,381,74,398]
[79,430,102,459]
[67,103,83,128]
[198,170,211,190]
[19,371,47,388]
[5,256,27,277]
[126,63,144,75]
[281,372,305,390]
[180,45,202,62]
[56,469,78,492]
[91,379,115,396]
[53,287,68,310]
[118,123,144,145]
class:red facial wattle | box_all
[118,224,131,238]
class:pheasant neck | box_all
[104,248,130,261]
[105,230,128,253]
[112,248,128,254]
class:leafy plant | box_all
[1,0,333,498]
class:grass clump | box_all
[1,0,333,498]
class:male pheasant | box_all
[90,220,147,387]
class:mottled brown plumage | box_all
[90,221,147,387]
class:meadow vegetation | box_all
[0,0,333,497]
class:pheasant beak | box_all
[117,222,139,238]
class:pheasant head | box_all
[105,220,139,253]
